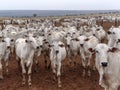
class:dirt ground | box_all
[0,54,103,90]
[0,21,120,90]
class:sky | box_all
[0,0,120,10]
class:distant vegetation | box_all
[33,14,37,17]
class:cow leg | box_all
[44,53,47,68]
[21,60,26,85]
[48,60,51,69]
[61,62,64,74]
[87,59,91,77]
[87,54,91,67]
[4,53,10,76]
[5,60,9,76]
[11,47,14,58]
[74,53,77,66]
[51,62,56,81]
[87,66,91,77]
[82,59,86,77]
[0,61,3,79]
[28,60,33,86]
[68,51,72,65]
[16,56,21,71]
[57,63,62,88]
[98,68,104,86]
[34,58,39,72]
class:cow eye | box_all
[11,39,14,42]
[2,40,5,42]
[113,32,115,34]
[48,33,51,35]
[96,50,99,53]
[33,36,36,38]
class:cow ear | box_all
[84,38,89,41]
[59,44,64,47]
[11,39,14,42]
[25,40,28,43]
[42,34,44,36]
[75,38,79,41]
[2,40,5,42]
[48,44,52,47]
[24,35,28,37]
[33,35,36,38]
[108,47,119,52]
[107,31,111,34]
[88,48,95,52]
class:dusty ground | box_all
[0,20,120,90]
[0,54,102,90]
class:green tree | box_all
[33,14,37,17]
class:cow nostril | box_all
[7,46,10,49]
[43,39,46,41]
[80,44,83,47]
[11,39,14,42]
[67,45,70,48]
[93,34,95,36]
[101,62,108,67]
[40,45,42,48]
[36,46,39,49]
[56,50,59,54]
[107,31,111,34]
[45,41,48,44]
[118,39,120,42]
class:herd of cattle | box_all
[0,15,120,90]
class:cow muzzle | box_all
[7,46,10,49]
[36,46,40,49]
[56,50,59,54]
[67,45,70,48]
[80,44,83,47]
[40,45,42,48]
[101,62,108,67]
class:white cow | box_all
[0,37,12,79]
[107,27,120,47]
[65,36,79,66]
[15,34,39,86]
[92,26,106,42]
[50,41,66,88]
[78,35,99,77]
[94,43,120,90]
[34,36,44,71]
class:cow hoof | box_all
[34,69,39,73]
[22,81,25,85]
[47,65,51,70]
[6,72,10,77]
[28,82,32,86]
[82,72,85,77]
[0,76,3,80]
[92,67,96,71]
[74,62,76,65]
[58,84,62,88]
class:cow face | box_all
[95,44,110,67]
[26,36,39,50]
[77,35,87,47]
[52,42,59,54]
[65,36,72,48]
[50,41,64,54]
[4,38,11,49]
[114,37,120,49]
